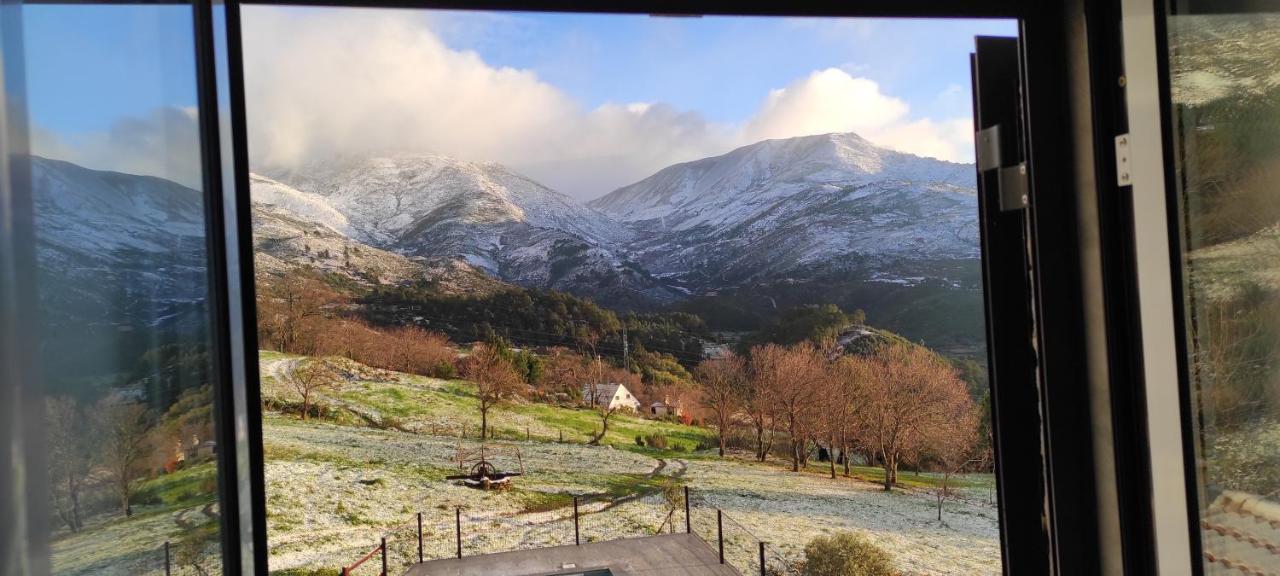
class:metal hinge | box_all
[976,124,1028,211]
[976,125,1002,172]
[999,163,1029,211]
[1115,133,1132,187]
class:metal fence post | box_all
[417,511,424,563]
[380,537,387,576]
[573,496,580,545]
[717,510,724,564]
[684,486,691,534]
[758,541,766,576]
[164,541,171,576]
[455,507,463,558]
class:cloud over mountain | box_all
[33,8,977,200]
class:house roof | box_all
[1201,490,1280,575]
[582,382,628,398]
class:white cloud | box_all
[240,8,734,200]
[31,107,204,189]
[33,10,976,198]
[744,68,910,142]
[865,117,975,163]
[744,68,973,163]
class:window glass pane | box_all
[243,8,1013,575]
[24,4,226,574]
[1167,8,1280,574]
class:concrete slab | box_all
[402,533,741,576]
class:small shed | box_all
[649,400,684,418]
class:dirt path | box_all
[262,356,302,388]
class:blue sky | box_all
[25,5,198,135]
[26,6,1015,197]
[428,12,1014,124]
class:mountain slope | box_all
[590,132,979,288]
[32,156,210,330]
[250,174,502,294]
[260,154,679,307]
[31,156,214,391]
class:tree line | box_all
[45,385,216,534]
[694,339,987,499]
[258,268,989,507]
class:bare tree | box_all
[94,400,151,517]
[742,354,778,462]
[751,342,824,472]
[257,270,337,354]
[926,392,981,521]
[542,347,589,400]
[464,343,523,440]
[290,360,340,421]
[46,396,92,532]
[695,354,746,457]
[817,357,864,480]
[861,345,972,491]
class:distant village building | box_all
[183,434,218,461]
[702,343,732,359]
[649,399,684,418]
[581,382,641,412]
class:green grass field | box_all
[260,350,716,456]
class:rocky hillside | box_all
[590,132,978,289]
[259,154,679,307]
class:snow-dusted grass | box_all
[49,463,222,576]
[262,415,664,572]
[260,353,1000,575]
[684,456,1001,576]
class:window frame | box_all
[1128,1,1280,575]
[209,4,1111,576]
[0,1,1127,574]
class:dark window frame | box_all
[209,3,1109,576]
[0,1,1126,575]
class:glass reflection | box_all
[1168,10,1280,574]
[24,5,224,575]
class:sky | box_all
[26,5,1015,200]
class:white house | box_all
[581,382,641,412]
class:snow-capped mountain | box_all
[32,156,211,330]
[30,156,217,390]
[30,157,499,337]
[250,182,502,295]
[589,132,979,287]
[258,154,678,307]
[262,154,626,246]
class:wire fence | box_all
[687,491,797,576]
[130,538,225,576]
[334,486,798,576]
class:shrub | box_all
[636,435,646,447]
[801,532,897,576]
[644,433,668,450]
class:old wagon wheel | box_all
[469,460,497,478]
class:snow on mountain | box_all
[251,173,355,238]
[262,153,628,246]
[251,198,501,294]
[31,156,211,328]
[33,156,207,257]
[259,154,675,307]
[588,132,979,286]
